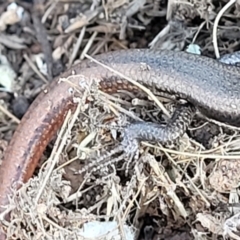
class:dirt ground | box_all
[1,0,240,239]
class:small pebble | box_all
[12,96,29,119]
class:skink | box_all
[1,49,240,238]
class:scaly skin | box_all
[1,49,240,238]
